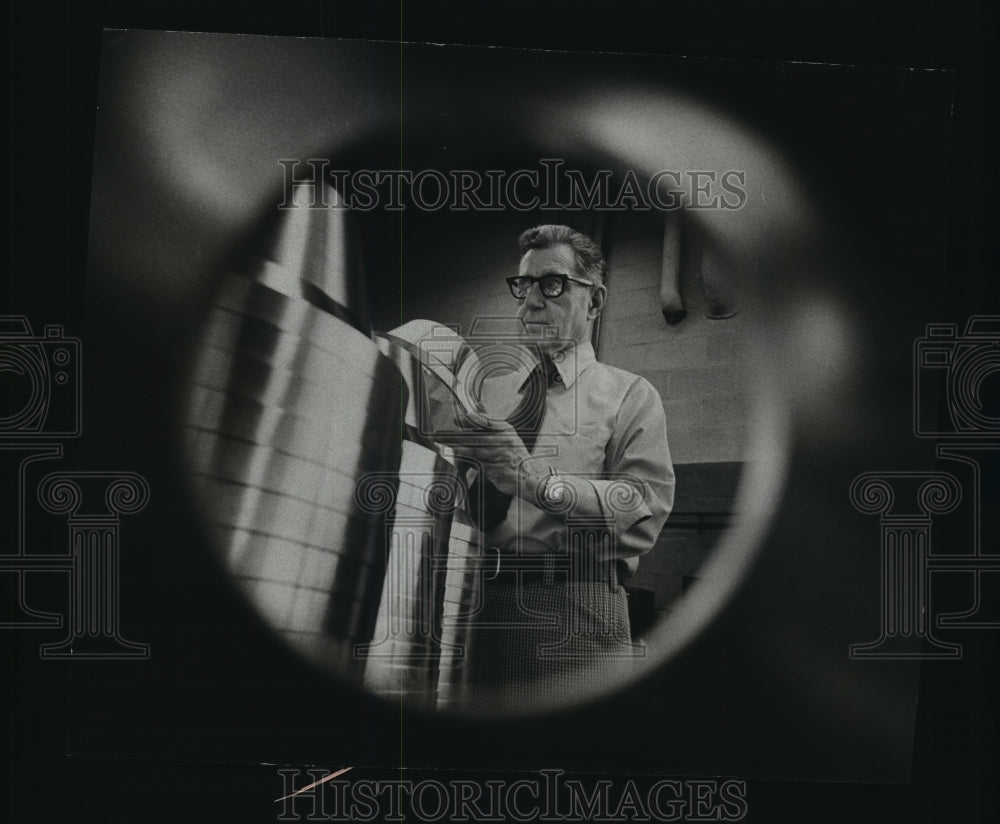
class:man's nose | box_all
[524,280,548,307]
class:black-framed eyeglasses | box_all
[506,274,594,299]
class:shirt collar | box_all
[546,339,595,389]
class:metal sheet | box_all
[183,187,404,683]
[235,182,370,332]
[182,184,491,707]
[186,387,396,470]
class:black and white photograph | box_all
[4,2,998,823]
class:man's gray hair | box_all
[517,224,606,288]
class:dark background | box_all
[5,1,998,822]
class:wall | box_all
[598,211,754,632]
[600,211,752,465]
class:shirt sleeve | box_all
[587,376,675,562]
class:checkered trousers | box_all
[467,574,636,708]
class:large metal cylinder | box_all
[361,329,484,709]
[184,184,485,705]
[184,183,403,679]
[357,440,456,708]
[435,512,482,708]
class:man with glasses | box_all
[442,224,675,708]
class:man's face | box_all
[515,243,603,351]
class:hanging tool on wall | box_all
[659,212,739,324]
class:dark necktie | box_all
[469,357,554,531]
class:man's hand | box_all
[437,410,545,498]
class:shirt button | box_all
[553,373,562,382]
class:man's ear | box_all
[588,285,608,320]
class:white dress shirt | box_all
[479,339,675,578]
